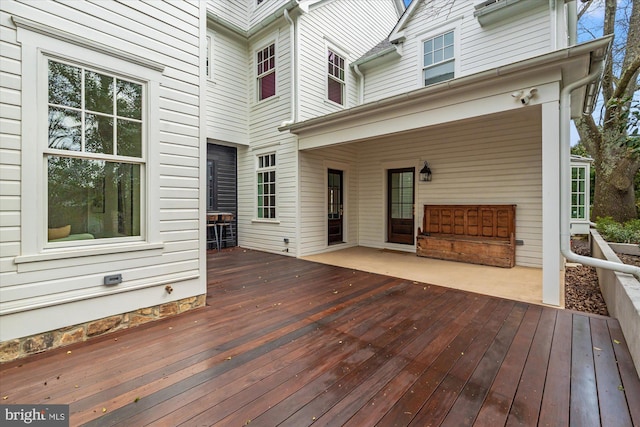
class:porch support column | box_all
[541,101,562,306]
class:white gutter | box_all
[281,8,297,127]
[206,0,300,38]
[353,63,364,105]
[559,54,640,280]
[284,37,611,133]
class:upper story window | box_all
[47,59,144,242]
[257,43,276,101]
[257,153,276,219]
[422,30,454,86]
[327,49,345,105]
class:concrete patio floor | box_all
[302,246,552,307]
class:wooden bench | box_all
[416,204,516,268]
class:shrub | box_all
[595,217,640,244]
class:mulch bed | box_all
[565,238,640,316]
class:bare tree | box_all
[574,0,640,222]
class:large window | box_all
[327,49,345,105]
[46,59,144,242]
[257,153,276,219]
[422,30,455,86]
[571,165,587,220]
[257,43,276,101]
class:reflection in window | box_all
[47,59,144,242]
[257,44,276,101]
[257,153,276,219]
[390,171,413,219]
[571,166,587,220]
[423,30,454,86]
[327,49,345,105]
[47,157,141,239]
[48,60,142,156]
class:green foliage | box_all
[595,216,640,244]
[570,142,590,158]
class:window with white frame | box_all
[571,165,588,220]
[257,153,276,219]
[327,49,345,105]
[422,30,454,86]
[46,58,144,242]
[257,43,276,101]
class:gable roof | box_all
[388,0,423,43]
[352,37,398,67]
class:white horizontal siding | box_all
[206,0,249,31]
[0,8,21,275]
[356,109,543,267]
[461,3,550,75]
[249,0,290,29]
[296,107,543,267]
[299,144,359,255]
[0,0,204,341]
[297,0,398,122]
[205,28,249,145]
[363,0,552,103]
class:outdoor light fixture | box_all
[512,88,538,105]
[419,161,432,182]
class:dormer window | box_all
[257,0,265,5]
[422,30,454,86]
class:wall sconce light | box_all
[419,161,432,182]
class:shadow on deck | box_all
[1,248,638,426]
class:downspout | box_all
[559,64,640,280]
[281,8,297,127]
[353,63,364,105]
[567,1,577,46]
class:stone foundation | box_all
[0,294,206,363]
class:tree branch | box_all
[577,0,595,20]
[613,55,640,100]
[601,0,617,119]
[575,114,602,154]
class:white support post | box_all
[542,101,562,306]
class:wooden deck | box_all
[1,248,639,426]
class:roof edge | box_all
[282,36,612,134]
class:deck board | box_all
[1,248,639,427]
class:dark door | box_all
[328,169,343,245]
[388,168,415,245]
[207,143,237,247]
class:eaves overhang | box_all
[207,0,301,38]
[351,44,401,69]
[282,36,612,137]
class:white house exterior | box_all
[0,1,207,358]
[203,0,606,307]
[277,0,607,307]
[0,0,610,360]
[204,0,404,253]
